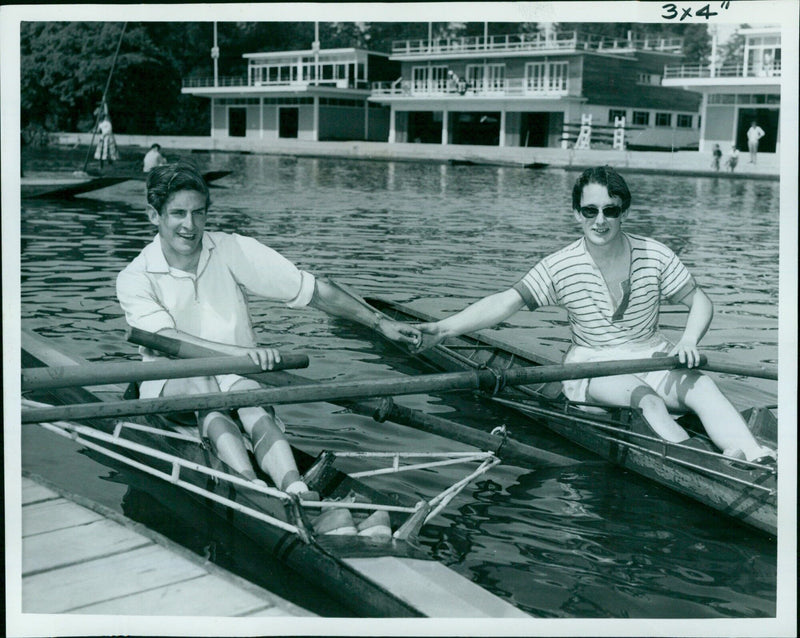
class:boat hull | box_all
[366,297,777,537]
[21,329,528,617]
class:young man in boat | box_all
[117,161,420,498]
[413,166,775,464]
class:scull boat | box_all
[21,329,528,618]
[365,298,778,537]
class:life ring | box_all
[457,79,467,96]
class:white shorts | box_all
[139,373,246,399]
[561,335,674,404]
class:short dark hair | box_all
[150,143,161,150]
[571,166,631,212]
[146,162,210,214]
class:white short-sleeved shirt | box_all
[117,231,316,358]
[513,233,695,350]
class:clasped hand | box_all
[238,345,281,370]
[669,338,701,368]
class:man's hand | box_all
[669,338,700,368]
[239,346,281,370]
[376,317,422,347]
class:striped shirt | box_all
[513,233,695,348]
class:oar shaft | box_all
[700,359,778,381]
[21,355,696,425]
[22,353,309,392]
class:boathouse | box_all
[662,25,781,154]
[182,47,398,142]
[369,29,702,151]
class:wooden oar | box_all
[21,353,705,425]
[124,329,579,468]
[21,352,309,392]
[698,359,777,381]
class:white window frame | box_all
[525,61,568,94]
[412,65,449,93]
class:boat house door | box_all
[228,108,246,137]
[736,108,778,153]
[279,107,299,138]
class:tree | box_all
[20,22,189,134]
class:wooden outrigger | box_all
[20,329,528,618]
[365,298,778,537]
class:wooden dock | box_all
[20,474,316,617]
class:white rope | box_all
[36,420,300,534]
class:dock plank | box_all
[74,574,286,616]
[23,545,207,613]
[23,498,103,536]
[19,475,315,617]
[22,479,60,505]
[23,518,150,576]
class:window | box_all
[412,65,448,92]
[655,112,672,127]
[525,61,568,93]
[637,72,661,85]
[609,109,626,124]
[676,114,693,128]
[632,111,650,126]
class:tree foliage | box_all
[21,20,709,137]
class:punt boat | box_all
[366,298,778,537]
[21,170,231,199]
[21,329,528,618]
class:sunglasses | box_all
[578,205,624,219]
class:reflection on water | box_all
[20,153,779,617]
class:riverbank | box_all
[46,132,779,181]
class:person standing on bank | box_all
[117,162,421,496]
[413,166,775,464]
[711,144,722,171]
[746,121,765,164]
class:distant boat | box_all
[21,170,231,200]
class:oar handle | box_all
[127,328,309,371]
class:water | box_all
[19,150,779,618]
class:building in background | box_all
[369,29,702,151]
[662,25,781,154]
[182,47,398,142]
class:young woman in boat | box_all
[414,165,776,464]
[117,162,419,496]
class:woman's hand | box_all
[669,338,701,368]
[376,317,422,347]
[412,321,448,352]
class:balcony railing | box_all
[663,60,781,79]
[371,77,569,98]
[391,32,683,56]
[182,76,371,89]
[183,76,249,88]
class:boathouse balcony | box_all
[663,60,781,82]
[183,48,396,94]
[371,76,569,98]
[389,32,683,60]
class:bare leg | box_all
[231,379,307,492]
[656,371,773,461]
[162,376,256,479]
[586,374,690,442]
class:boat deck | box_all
[19,474,316,617]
